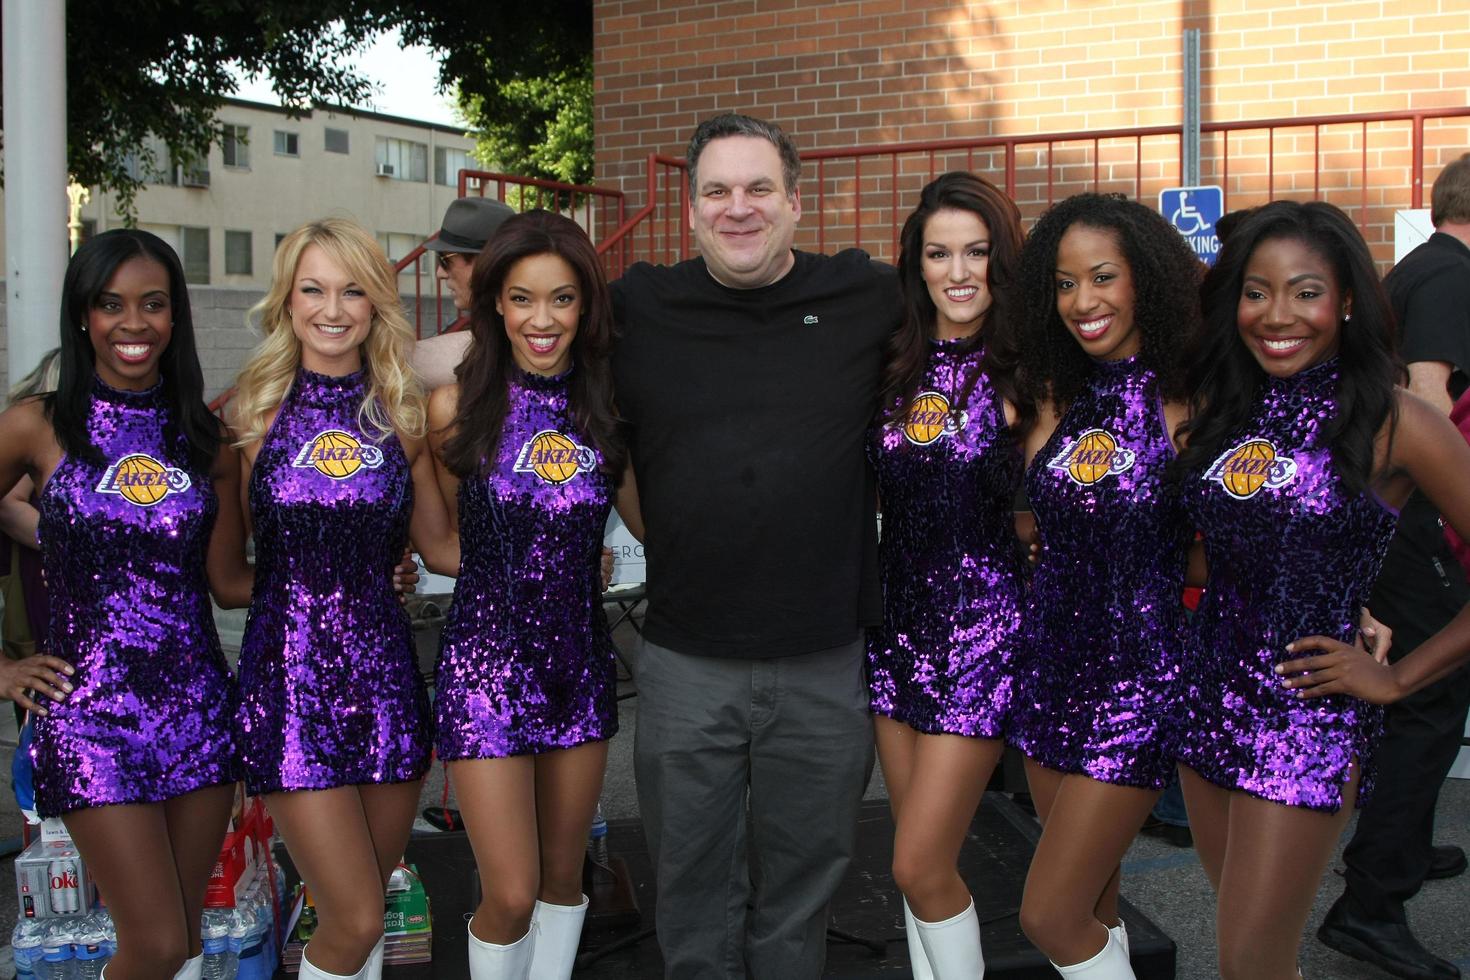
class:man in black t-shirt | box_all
[1320,153,1470,980]
[612,114,899,980]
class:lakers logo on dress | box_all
[513,429,597,485]
[291,429,385,480]
[1203,438,1298,499]
[899,391,969,446]
[95,453,192,506]
[1045,428,1137,486]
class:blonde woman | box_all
[232,219,456,980]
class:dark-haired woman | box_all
[428,210,639,979]
[867,172,1032,978]
[0,230,251,980]
[1008,194,1201,979]
[1174,199,1470,979]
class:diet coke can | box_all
[47,858,80,914]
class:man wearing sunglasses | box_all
[424,196,516,313]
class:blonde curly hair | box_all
[232,218,425,446]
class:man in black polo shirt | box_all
[612,114,899,979]
[1319,152,1470,980]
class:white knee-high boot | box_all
[914,899,985,978]
[527,895,589,979]
[1108,921,1129,958]
[467,927,535,980]
[298,944,369,980]
[173,954,204,980]
[364,933,385,980]
[1051,931,1135,978]
[902,898,937,980]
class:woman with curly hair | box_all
[427,210,637,979]
[232,218,456,980]
[1008,193,1201,978]
[0,230,251,980]
[867,171,1032,978]
[1175,200,1470,979]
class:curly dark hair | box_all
[441,210,626,482]
[1173,200,1400,493]
[1016,193,1202,413]
[879,171,1033,432]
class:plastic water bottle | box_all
[588,804,609,865]
[12,919,46,980]
[233,903,266,980]
[72,914,111,980]
[225,906,248,980]
[200,909,232,980]
[38,918,76,980]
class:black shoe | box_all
[1318,896,1460,979]
[1139,814,1193,848]
[1427,844,1467,881]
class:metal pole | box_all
[1183,28,1201,187]
[3,0,68,389]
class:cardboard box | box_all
[14,838,95,919]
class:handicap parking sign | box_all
[1159,186,1224,265]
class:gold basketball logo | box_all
[899,391,969,446]
[95,453,192,506]
[513,429,597,485]
[1203,438,1298,500]
[291,429,385,480]
[1045,428,1137,486]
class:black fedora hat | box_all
[424,197,517,253]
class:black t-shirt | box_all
[612,249,901,659]
[1375,231,1470,628]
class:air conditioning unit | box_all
[181,169,211,188]
[375,163,396,177]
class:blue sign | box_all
[1159,185,1224,265]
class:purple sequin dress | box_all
[866,339,1024,737]
[1177,360,1396,811]
[435,371,617,760]
[1009,357,1192,788]
[33,378,237,817]
[236,369,430,794]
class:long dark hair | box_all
[879,171,1032,431]
[46,229,218,471]
[441,210,626,480]
[1174,200,1400,492]
[1016,194,1201,412]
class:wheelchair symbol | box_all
[1171,193,1208,235]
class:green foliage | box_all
[457,57,594,188]
[40,0,592,215]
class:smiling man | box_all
[611,114,901,979]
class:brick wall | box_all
[594,0,1470,266]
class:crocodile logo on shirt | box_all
[291,429,385,480]
[1046,428,1137,486]
[1203,438,1298,500]
[95,453,192,506]
[513,429,597,485]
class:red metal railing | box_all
[595,106,1470,269]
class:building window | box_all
[222,124,249,168]
[181,227,210,284]
[374,137,428,182]
[325,128,350,154]
[435,147,472,187]
[225,230,253,276]
[275,233,288,249]
[377,231,429,276]
[273,131,299,157]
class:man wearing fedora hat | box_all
[424,196,516,313]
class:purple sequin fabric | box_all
[1009,357,1192,788]
[33,378,237,816]
[435,371,617,759]
[866,339,1024,737]
[236,369,430,794]
[1178,360,1396,811]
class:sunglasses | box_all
[435,252,462,270]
